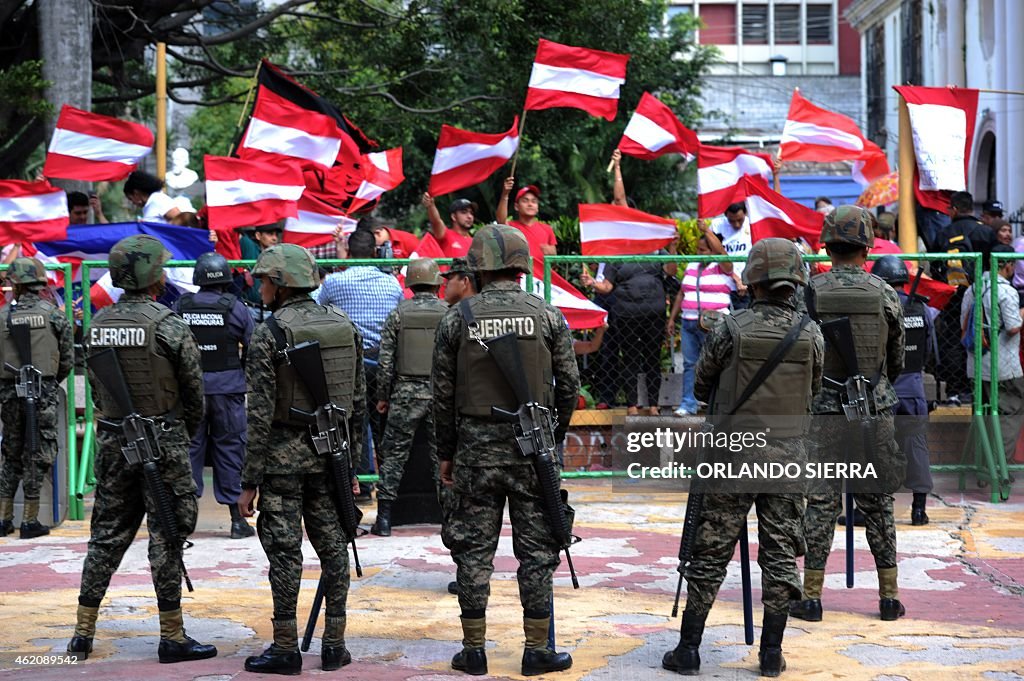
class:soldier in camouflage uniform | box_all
[434,224,580,677]
[237,243,365,676]
[68,236,216,663]
[663,239,823,678]
[791,205,907,623]
[371,258,449,536]
[0,257,74,538]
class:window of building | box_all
[774,5,800,44]
[698,4,736,45]
[742,4,769,44]
[806,4,833,44]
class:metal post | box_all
[155,43,167,179]
[897,94,918,253]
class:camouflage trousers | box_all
[443,464,560,617]
[256,473,351,619]
[803,412,901,571]
[685,493,804,618]
[376,395,437,503]
[78,428,198,606]
[0,392,61,499]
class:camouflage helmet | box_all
[466,223,531,273]
[109,235,171,290]
[6,257,48,286]
[742,238,807,289]
[252,243,318,289]
[870,254,909,285]
[406,258,443,287]
[820,205,876,247]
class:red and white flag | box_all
[524,39,630,121]
[893,85,979,212]
[204,156,305,230]
[0,180,68,243]
[90,272,121,309]
[522,264,607,330]
[742,178,823,247]
[697,145,773,219]
[428,118,520,197]
[43,105,153,182]
[347,147,404,214]
[283,193,357,248]
[779,91,890,186]
[579,203,677,255]
[618,92,699,161]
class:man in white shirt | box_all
[710,202,751,308]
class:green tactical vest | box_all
[271,303,357,425]
[712,310,815,438]
[89,302,179,417]
[811,271,888,381]
[0,299,61,378]
[455,292,554,417]
[396,298,448,378]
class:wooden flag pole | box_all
[228,60,264,156]
[897,93,918,253]
[508,108,529,178]
[155,42,167,180]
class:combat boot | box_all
[157,608,217,663]
[19,498,49,539]
[662,609,704,675]
[370,500,392,536]
[521,616,572,676]
[229,503,255,539]
[0,497,14,536]
[837,507,866,527]
[789,569,824,622]
[67,604,99,660]
[911,493,929,526]
[321,615,351,671]
[877,567,906,621]
[758,610,788,677]
[245,618,302,675]
[451,616,487,675]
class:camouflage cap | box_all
[742,237,807,288]
[406,258,443,287]
[820,205,875,247]
[467,223,530,273]
[442,257,473,278]
[252,243,318,289]
[109,235,171,290]
[6,257,48,286]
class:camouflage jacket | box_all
[241,295,366,487]
[0,291,75,400]
[377,292,447,402]
[432,280,580,467]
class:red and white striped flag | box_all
[779,90,890,186]
[579,203,677,255]
[523,264,607,330]
[697,145,773,219]
[43,105,153,182]
[204,156,305,230]
[618,92,699,161]
[0,180,68,243]
[283,192,357,248]
[742,178,823,247]
[90,271,121,309]
[428,118,520,197]
[524,39,630,121]
[347,147,404,214]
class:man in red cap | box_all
[496,177,557,258]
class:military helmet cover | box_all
[466,223,531,273]
[7,257,48,286]
[109,235,171,290]
[252,243,318,289]
[193,251,233,286]
[870,254,910,285]
[742,237,807,288]
[406,258,443,287]
[442,257,473,278]
[820,205,876,247]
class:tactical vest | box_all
[0,300,61,377]
[89,302,179,417]
[176,293,242,373]
[712,311,815,438]
[811,271,888,382]
[269,303,357,425]
[455,293,554,417]
[396,298,448,378]
[902,296,927,374]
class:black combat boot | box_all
[245,619,302,675]
[67,604,99,660]
[371,500,392,537]
[878,567,906,620]
[448,581,459,595]
[229,503,255,538]
[789,569,824,622]
[157,609,217,663]
[662,609,705,675]
[911,493,929,526]
[321,615,351,671]
[758,610,788,677]
[19,498,49,539]
[67,635,93,660]
[521,616,572,675]
[836,507,866,527]
[451,616,487,675]
[0,497,15,536]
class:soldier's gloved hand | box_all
[238,487,258,517]
[439,460,455,488]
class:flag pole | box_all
[155,42,167,180]
[228,60,264,156]
[897,93,918,253]
[508,108,529,178]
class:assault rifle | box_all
[87,348,193,592]
[4,322,42,490]
[284,340,364,652]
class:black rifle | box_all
[284,340,364,652]
[87,348,193,592]
[4,321,42,492]
[483,332,579,589]
[819,316,874,590]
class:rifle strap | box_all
[804,283,818,322]
[459,298,476,327]
[265,313,288,362]
[726,313,810,416]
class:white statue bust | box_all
[166,146,199,191]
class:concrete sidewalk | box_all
[0,473,1022,680]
